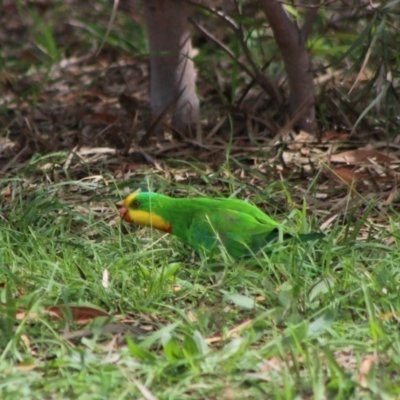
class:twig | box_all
[301,1,320,40]
[187,1,281,102]
[188,17,253,78]
[96,0,119,57]
[140,88,186,145]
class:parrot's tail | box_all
[297,232,325,242]
[265,230,324,243]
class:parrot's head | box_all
[119,191,172,233]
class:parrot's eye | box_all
[131,200,140,208]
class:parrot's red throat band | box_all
[119,207,132,222]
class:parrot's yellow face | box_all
[119,192,172,233]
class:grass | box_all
[1,155,399,399]
[1,0,400,398]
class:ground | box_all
[0,1,400,398]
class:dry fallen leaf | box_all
[327,149,395,164]
[102,269,109,289]
[1,185,12,203]
[206,319,253,343]
[326,167,369,186]
[287,131,315,150]
[48,305,110,324]
[377,311,400,321]
[16,310,40,321]
[15,363,37,372]
[259,356,282,373]
[321,130,350,142]
[357,355,379,387]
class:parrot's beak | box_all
[119,207,132,222]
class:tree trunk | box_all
[259,0,318,133]
[144,0,200,134]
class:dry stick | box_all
[190,3,285,141]
[122,110,139,155]
[0,143,29,175]
[139,88,185,146]
[118,93,140,154]
[96,0,119,57]
[24,116,53,150]
[230,0,282,102]
[258,0,319,133]
[188,17,254,78]
[189,16,279,106]
[302,3,320,41]
[205,115,228,141]
[187,1,281,103]
[61,323,146,340]
[269,100,317,146]
[236,60,272,106]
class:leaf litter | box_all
[0,0,399,390]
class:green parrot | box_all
[119,191,324,258]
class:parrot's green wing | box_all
[185,200,324,258]
[212,198,279,226]
[187,207,282,258]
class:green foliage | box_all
[0,156,400,398]
[1,0,400,397]
[192,1,400,135]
